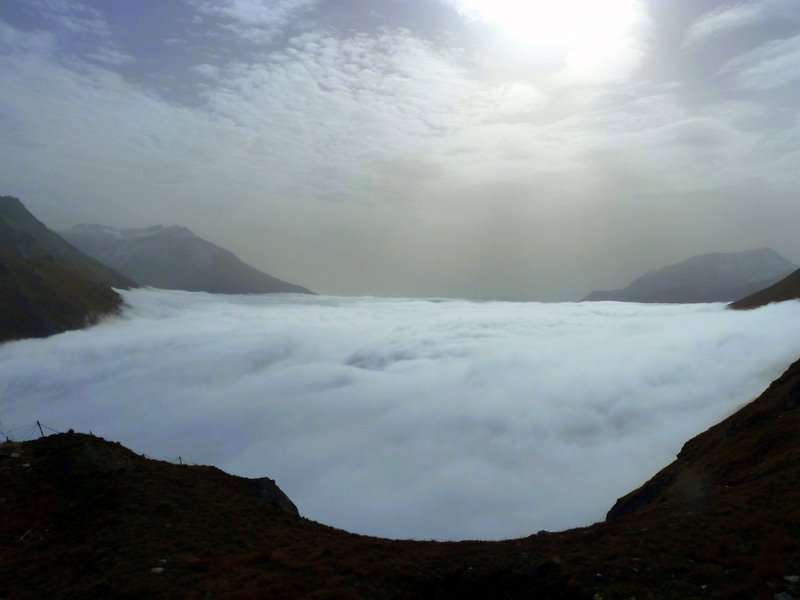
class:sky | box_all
[1,0,800,299]
[3,289,800,540]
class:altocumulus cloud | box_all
[2,290,800,540]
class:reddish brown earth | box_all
[3,359,800,599]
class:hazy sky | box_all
[4,289,800,539]
[2,0,800,299]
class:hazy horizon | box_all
[2,1,800,299]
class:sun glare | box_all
[454,0,646,79]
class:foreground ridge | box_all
[3,360,800,598]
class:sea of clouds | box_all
[2,289,800,540]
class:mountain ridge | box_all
[729,267,800,310]
[584,247,797,303]
[62,223,313,295]
[0,196,136,342]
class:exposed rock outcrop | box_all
[249,476,299,516]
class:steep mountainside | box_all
[584,248,797,303]
[0,196,136,343]
[62,224,313,295]
[3,359,800,598]
[729,267,800,310]
[607,356,800,521]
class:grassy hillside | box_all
[0,256,125,341]
[729,267,800,310]
[0,196,136,342]
[3,358,800,598]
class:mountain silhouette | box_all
[62,224,313,295]
[584,248,797,303]
[729,267,800,310]
[0,196,135,342]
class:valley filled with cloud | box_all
[3,289,800,540]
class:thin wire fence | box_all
[0,421,198,465]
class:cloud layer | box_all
[2,289,800,540]
[683,0,799,49]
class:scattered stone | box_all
[10,453,20,459]
[774,593,794,600]
[150,567,164,574]
[785,576,800,584]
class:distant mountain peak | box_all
[678,247,785,265]
[69,224,199,241]
[583,248,797,304]
[159,225,196,237]
[1,195,45,233]
[62,222,313,295]
[0,195,27,213]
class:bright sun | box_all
[453,0,646,80]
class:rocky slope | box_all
[3,358,800,598]
[584,248,797,303]
[0,196,136,343]
[729,267,800,310]
[62,224,312,295]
